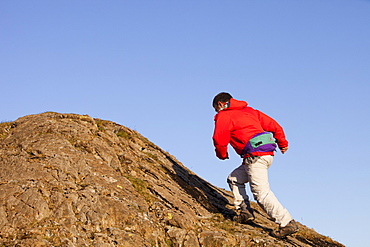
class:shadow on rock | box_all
[165,154,236,219]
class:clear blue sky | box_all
[1,1,369,246]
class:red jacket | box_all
[213,98,288,159]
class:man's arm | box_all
[213,113,232,160]
[256,110,289,151]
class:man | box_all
[212,92,298,238]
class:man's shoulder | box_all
[217,106,257,118]
[235,106,258,115]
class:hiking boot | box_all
[271,220,298,238]
[233,208,255,224]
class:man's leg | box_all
[244,156,293,227]
[227,164,249,209]
[227,164,254,222]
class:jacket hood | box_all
[214,98,248,120]
[226,98,248,110]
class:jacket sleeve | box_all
[212,113,232,159]
[256,110,289,148]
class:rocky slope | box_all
[0,112,344,246]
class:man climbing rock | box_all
[212,92,298,238]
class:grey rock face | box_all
[0,113,343,246]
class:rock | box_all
[0,113,344,246]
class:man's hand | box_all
[217,152,229,160]
[280,146,289,154]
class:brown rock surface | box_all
[0,112,344,246]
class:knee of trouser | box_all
[226,177,234,186]
[227,177,246,191]
[227,176,239,186]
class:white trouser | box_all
[227,155,292,227]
